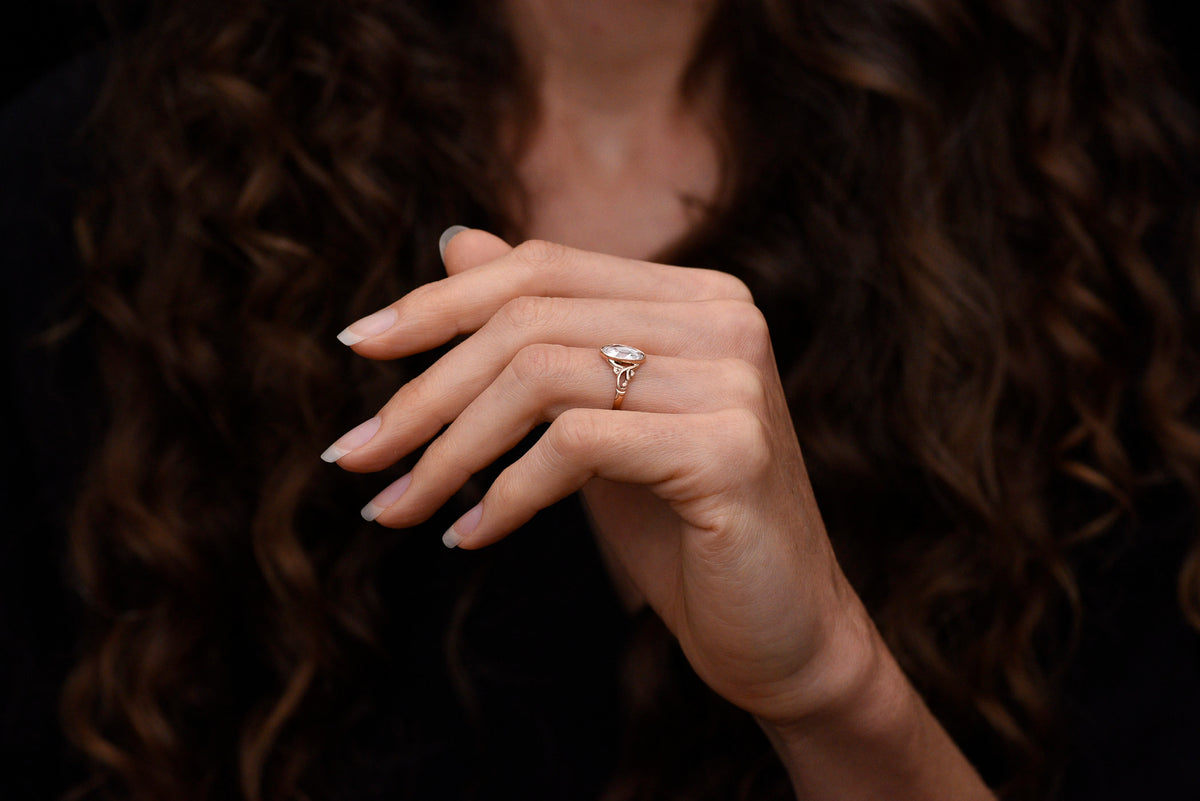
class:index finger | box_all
[337,232,753,359]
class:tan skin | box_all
[324,1,997,798]
[507,0,723,260]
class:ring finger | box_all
[331,295,768,473]
[364,344,765,527]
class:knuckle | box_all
[700,269,754,302]
[418,449,473,496]
[719,358,768,410]
[391,374,435,415]
[513,238,569,269]
[548,408,604,459]
[487,469,523,509]
[713,407,773,474]
[497,295,561,332]
[712,300,772,361]
[508,343,571,390]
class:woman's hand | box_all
[324,228,993,799]
[326,228,865,723]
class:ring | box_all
[600,344,645,410]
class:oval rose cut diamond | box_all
[601,344,645,363]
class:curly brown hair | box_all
[63,0,1200,799]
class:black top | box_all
[3,53,1199,801]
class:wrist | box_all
[756,590,903,739]
[756,598,994,801]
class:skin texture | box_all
[506,0,723,259]
[328,228,997,799]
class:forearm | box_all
[759,620,995,801]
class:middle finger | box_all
[332,295,768,473]
[363,344,765,526]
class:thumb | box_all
[439,226,513,275]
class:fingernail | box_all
[337,308,397,346]
[442,503,482,548]
[438,225,470,259]
[320,416,382,463]
[361,473,412,522]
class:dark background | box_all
[3,1,1199,108]
[3,0,106,105]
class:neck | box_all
[500,0,725,260]
[504,0,717,118]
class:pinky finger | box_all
[441,407,761,549]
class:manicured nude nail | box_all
[320,416,382,463]
[361,473,413,522]
[438,225,470,260]
[337,308,398,346]
[442,503,482,549]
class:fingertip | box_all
[443,502,483,548]
[440,228,514,275]
[337,307,398,347]
[361,473,413,524]
[438,225,471,260]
